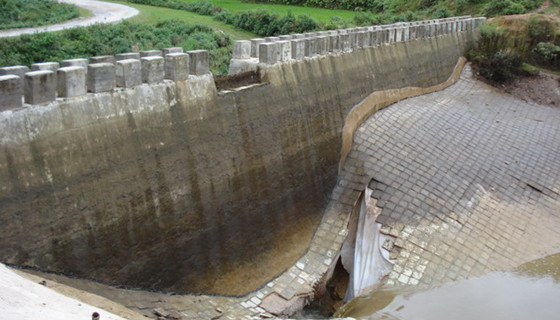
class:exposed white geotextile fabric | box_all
[343,188,393,300]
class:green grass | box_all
[105,0,258,39]
[177,0,356,23]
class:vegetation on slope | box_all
[468,15,559,83]
[0,20,233,74]
[0,0,79,30]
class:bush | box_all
[532,42,560,68]
[468,24,524,83]
[353,12,378,26]
[0,20,232,74]
[0,0,79,30]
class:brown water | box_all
[337,253,560,320]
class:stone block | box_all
[0,65,29,79]
[87,63,115,93]
[317,36,328,55]
[348,32,357,49]
[250,38,265,58]
[60,58,88,70]
[165,53,189,81]
[141,56,165,84]
[116,59,142,88]
[115,52,140,61]
[187,50,210,75]
[291,34,305,39]
[291,39,305,60]
[403,27,410,41]
[329,35,339,52]
[0,65,29,89]
[89,55,115,64]
[57,66,86,98]
[277,41,291,62]
[140,50,163,57]
[162,47,183,55]
[0,75,23,110]
[264,36,280,42]
[232,40,251,59]
[278,35,292,41]
[259,43,278,64]
[31,62,59,72]
[304,38,318,57]
[24,70,56,105]
[340,34,351,52]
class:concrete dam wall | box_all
[0,17,481,296]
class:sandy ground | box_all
[0,0,139,38]
[0,263,128,320]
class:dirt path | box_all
[0,0,139,38]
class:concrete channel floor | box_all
[11,65,560,319]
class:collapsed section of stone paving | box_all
[340,65,560,290]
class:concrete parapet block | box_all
[116,59,142,88]
[403,27,411,41]
[278,35,292,41]
[61,58,89,70]
[57,66,86,98]
[187,50,210,75]
[348,33,357,49]
[115,52,140,61]
[277,41,291,62]
[141,56,165,84]
[24,70,56,105]
[165,53,189,81]
[0,65,29,79]
[31,62,59,84]
[233,40,251,59]
[329,35,339,52]
[340,34,351,52]
[304,38,318,57]
[0,75,23,110]
[264,36,280,42]
[140,50,163,58]
[89,55,115,64]
[291,39,305,60]
[87,63,115,93]
[388,28,396,43]
[259,43,278,64]
[317,36,328,55]
[292,34,305,39]
[250,38,265,58]
[31,62,59,72]
[0,65,29,89]
[163,47,184,55]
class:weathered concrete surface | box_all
[338,65,560,289]
[0,32,474,297]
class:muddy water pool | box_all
[337,253,560,320]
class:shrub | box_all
[0,20,232,74]
[483,0,540,16]
[468,24,524,83]
[353,12,378,26]
[532,42,560,67]
[0,0,79,30]
[432,8,452,19]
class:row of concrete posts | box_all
[0,48,210,111]
[231,16,486,67]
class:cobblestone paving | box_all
[340,65,560,288]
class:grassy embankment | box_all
[0,0,79,30]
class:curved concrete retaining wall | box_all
[0,17,482,295]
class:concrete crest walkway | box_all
[0,0,138,38]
